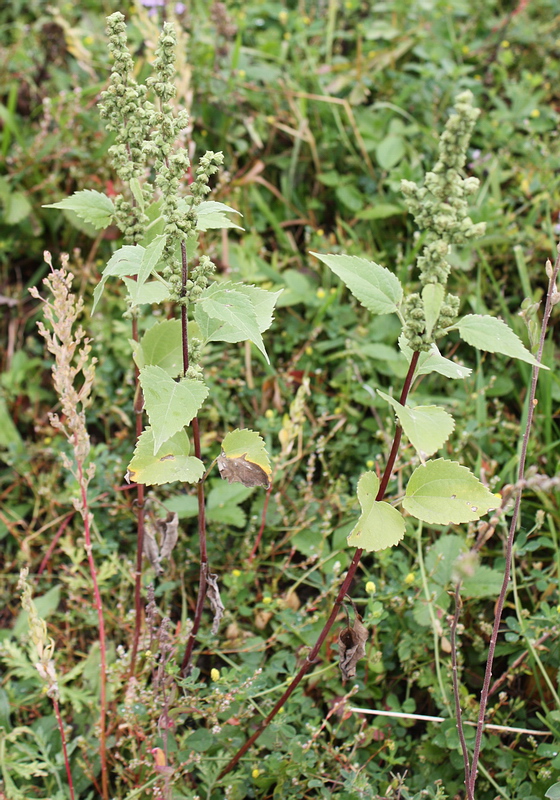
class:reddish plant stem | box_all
[52,696,76,800]
[129,314,145,675]
[218,350,420,779]
[179,240,210,675]
[78,459,109,800]
[450,584,472,798]
[466,248,559,797]
[37,512,74,575]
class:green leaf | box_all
[207,482,253,528]
[402,459,498,524]
[44,189,114,229]
[137,234,167,286]
[399,335,472,379]
[425,534,466,586]
[122,278,170,307]
[545,782,560,800]
[238,285,283,333]
[184,728,214,752]
[197,283,270,362]
[129,178,145,211]
[0,395,23,449]
[377,390,455,456]
[462,566,504,598]
[311,253,403,315]
[375,135,405,170]
[356,203,404,220]
[422,283,445,338]
[127,428,204,485]
[133,319,183,377]
[218,428,272,487]
[139,366,209,453]
[195,200,243,231]
[92,245,143,313]
[455,314,545,368]
[347,472,406,552]
[4,191,31,224]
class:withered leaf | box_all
[338,615,368,683]
[157,512,179,561]
[206,572,225,635]
[143,512,179,576]
[217,452,270,488]
[143,520,162,576]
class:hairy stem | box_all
[179,241,209,675]
[129,314,145,675]
[467,247,559,796]
[218,350,420,779]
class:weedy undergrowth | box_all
[13,12,558,800]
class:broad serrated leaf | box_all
[378,390,455,456]
[402,459,497,524]
[137,234,167,286]
[422,283,445,338]
[218,428,272,487]
[196,200,243,231]
[462,566,504,598]
[133,319,183,376]
[198,283,269,362]
[92,245,144,313]
[347,471,406,552]
[455,314,546,368]
[44,189,114,229]
[122,277,170,307]
[207,482,252,528]
[139,366,208,453]
[127,428,204,485]
[311,253,403,315]
[399,335,472,379]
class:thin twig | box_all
[217,350,420,779]
[468,246,560,796]
[52,696,76,800]
[450,583,472,796]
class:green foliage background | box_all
[0,1,559,798]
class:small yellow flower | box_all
[302,16,310,24]
[316,228,324,236]
[501,40,510,48]
[557,604,560,614]
[278,706,284,713]
[265,409,275,419]
[263,596,272,604]
[305,346,313,356]
[232,569,241,578]
[366,459,374,469]
[368,50,376,58]
[252,768,260,779]
[83,36,94,46]
[279,11,288,24]
[474,74,481,81]
[283,32,291,41]
[334,406,342,414]
[238,69,246,78]
[211,668,220,681]
[330,287,336,294]
[530,109,540,118]
[462,45,469,54]
[404,572,415,585]
[366,581,376,594]
[316,288,326,299]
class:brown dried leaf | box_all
[157,512,179,561]
[143,521,162,576]
[338,615,368,683]
[206,572,225,635]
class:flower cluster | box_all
[401,91,486,350]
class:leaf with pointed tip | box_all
[127,428,204,485]
[399,335,472,379]
[198,283,269,362]
[122,278,170,307]
[422,283,445,338]
[402,459,498,524]
[139,366,208,453]
[347,472,406,552]
[92,245,143,313]
[133,319,184,377]
[44,189,115,229]
[378,390,455,456]
[455,314,546,368]
[311,253,403,315]
[196,200,243,231]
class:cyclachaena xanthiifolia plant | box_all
[219,91,556,799]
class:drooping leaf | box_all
[311,253,403,315]
[399,335,472,379]
[338,613,368,683]
[139,366,208,453]
[122,278,170,307]
[137,234,167,286]
[347,471,406,551]
[44,189,114,229]
[402,459,498,524]
[143,512,179,576]
[207,572,225,634]
[377,390,455,456]
[455,314,546,367]
[217,428,272,488]
[126,428,204,485]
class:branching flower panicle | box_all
[401,91,486,350]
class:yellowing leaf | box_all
[347,472,405,552]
